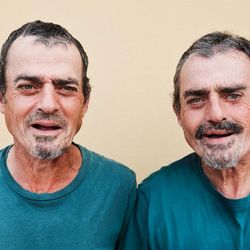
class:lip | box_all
[204,129,232,136]
[29,120,64,136]
[200,131,235,145]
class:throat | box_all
[202,164,250,199]
[6,144,82,193]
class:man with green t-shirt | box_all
[0,20,136,249]
[124,32,250,249]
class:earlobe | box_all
[177,117,183,127]
[173,106,182,127]
[176,113,183,127]
[82,99,89,117]
[0,94,6,114]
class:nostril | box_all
[206,105,225,123]
[38,98,59,112]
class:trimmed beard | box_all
[31,135,67,160]
[195,120,244,169]
[199,140,241,169]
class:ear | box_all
[82,98,89,117]
[0,94,6,114]
[173,105,183,128]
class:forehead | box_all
[6,36,82,80]
[179,51,250,93]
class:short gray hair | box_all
[173,32,250,113]
[0,20,91,103]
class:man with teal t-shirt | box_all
[124,32,250,249]
[0,20,136,249]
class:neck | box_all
[7,144,82,194]
[202,159,250,199]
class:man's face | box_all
[176,51,250,169]
[0,36,88,159]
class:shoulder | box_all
[78,144,136,185]
[139,153,201,195]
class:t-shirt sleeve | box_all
[115,177,137,249]
[120,188,149,250]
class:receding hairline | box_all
[179,48,250,81]
[173,48,250,114]
[5,35,84,85]
[5,35,83,66]
[178,49,250,97]
[9,34,75,51]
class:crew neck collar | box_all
[0,143,90,201]
[194,154,250,209]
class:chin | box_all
[30,145,67,160]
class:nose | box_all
[205,96,226,123]
[37,83,59,113]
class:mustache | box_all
[195,120,244,140]
[26,112,67,127]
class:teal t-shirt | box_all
[124,153,250,250]
[0,144,136,250]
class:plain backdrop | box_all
[0,0,250,182]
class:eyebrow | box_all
[52,78,79,86]
[184,89,209,99]
[14,75,43,84]
[183,84,247,99]
[14,75,79,86]
[216,84,247,94]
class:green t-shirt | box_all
[124,153,250,250]
[0,144,136,250]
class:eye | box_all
[227,93,242,101]
[62,86,77,92]
[16,83,38,94]
[185,97,206,109]
[57,85,78,95]
[187,97,204,105]
[18,84,35,89]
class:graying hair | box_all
[173,32,250,113]
[0,20,91,103]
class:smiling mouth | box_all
[31,124,62,131]
[204,132,234,139]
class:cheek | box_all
[67,113,83,136]
[226,103,250,125]
[4,101,37,138]
[180,109,204,134]
[63,104,84,127]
